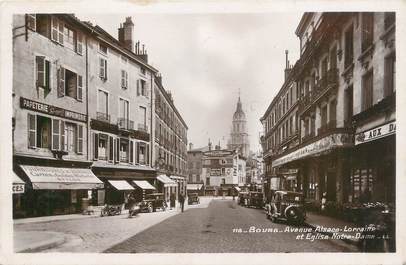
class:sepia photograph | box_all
[1,1,405,264]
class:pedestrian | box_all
[170,193,175,210]
[179,193,185,212]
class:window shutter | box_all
[76,32,83,55]
[146,144,150,165]
[36,56,45,88]
[51,119,60,150]
[105,60,108,80]
[121,70,125,88]
[135,142,139,164]
[51,17,58,42]
[45,60,50,91]
[125,71,128,88]
[57,67,65,97]
[28,113,36,148]
[26,14,36,31]
[108,136,114,162]
[77,75,83,101]
[129,140,134,164]
[77,124,83,154]
[58,20,64,44]
[115,138,120,163]
[60,121,66,151]
[94,133,99,160]
[136,80,140,96]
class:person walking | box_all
[179,193,185,213]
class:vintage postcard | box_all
[1,1,405,265]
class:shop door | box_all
[327,171,336,201]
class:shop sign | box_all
[270,177,280,190]
[13,184,25,194]
[272,133,353,168]
[20,165,102,183]
[204,150,233,157]
[20,97,87,123]
[355,121,396,145]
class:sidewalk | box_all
[305,212,361,245]
[14,231,67,253]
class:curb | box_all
[304,222,359,246]
[17,234,66,253]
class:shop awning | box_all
[187,183,203,190]
[20,165,104,190]
[108,180,134,191]
[13,172,25,194]
[157,175,177,187]
[132,180,156,190]
[234,186,241,192]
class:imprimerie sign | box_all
[20,97,87,123]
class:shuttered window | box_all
[77,75,83,101]
[77,124,83,154]
[51,119,60,150]
[108,136,114,162]
[76,32,83,55]
[384,55,395,97]
[57,67,65,97]
[344,24,354,68]
[361,13,374,52]
[362,70,374,111]
[61,121,66,151]
[99,58,107,80]
[93,133,99,160]
[129,140,134,163]
[28,114,36,148]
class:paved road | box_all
[105,198,356,253]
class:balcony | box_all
[118,118,134,131]
[318,120,337,135]
[138,123,148,132]
[298,68,338,114]
[301,132,315,144]
[96,112,110,123]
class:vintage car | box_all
[140,193,167,213]
[237,192,250,206]
[248,191,264,208]
[266,190,306,224]
[188,193,200,205]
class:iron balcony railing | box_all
[137,123,148,132]
[118,118,134,130]
[96,112,110,123]
[298,68,338,113]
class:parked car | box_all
[140,193,167,213]
[188,193,200,205]
[266,190,306,224]
[238,192,250,206]
[248,191,264,208]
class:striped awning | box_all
[132,180,156,190]
[157,175,177,187]
[108,180,134,191]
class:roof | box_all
[295,12,314,37]
[233,96,246,120]
[188,146,210,153]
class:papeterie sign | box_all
[355,121,396,145]
[20,97,87,122]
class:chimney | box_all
[189,142,193,151]
[156,73,162,85]
[284,50,292,81]
[208,139,212,151]
[118,17,134,52]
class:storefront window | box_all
[350,168,374,203]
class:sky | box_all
[77,12,302,152]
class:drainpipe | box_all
[85,35,90,162]
[150,73,154,170]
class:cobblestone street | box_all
[105,198,357,253]
[13,197,212,253]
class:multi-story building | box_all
[12,14,189,217]
[202,144,246,196]
[260,51,300,200]
[261,12,396,206]
[227,96,250,158]
[186,143,208,184]
[12,14,103,217]
[153,74,188,203]
[87,17,159,205]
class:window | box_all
[137,79,147,96]
[221,168,226,175]
[35,56,50,91]
[99,58,107,80]
[344,24,354,68]
[51,17,64,44]
[362,70,373,111]
[140,106,146,127]
[119,98,129,120]
[98,134,108,160]
[344,86,353,125]
[310,114,316,135]
[140,67,146,75]
[321,105,328,128]
[121,70,128,89]
[63,122,76,152]
[321,57,328,78]
[329,100,337,127]
[64,26,75,51]
[76,32,83,55]
[384,55,396,97]
[36,115,51,149]
[119,139,129,163]
[99,43,108,55]
[26,14,36,31]
[330,46,337,70]
[97,90,109,120]
[57,67,82,100]
[139,144,146,164]
[361,13,374,52]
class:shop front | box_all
[156,175,178,204]
[105,180,135,209]
[351,121,396,204]
[12,172,26,218]
[15,164,103,218]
